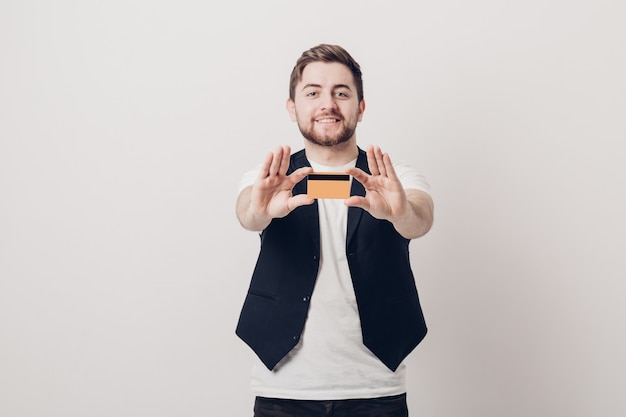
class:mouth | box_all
[315,117,341,124]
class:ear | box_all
[357,99,366,122]
[286,98,297,122]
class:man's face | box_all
[287,62,365,147]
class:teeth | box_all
[317,119,338,123]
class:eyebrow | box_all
[301,83,353,91]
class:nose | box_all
[320,92,338,111]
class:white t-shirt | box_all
[238,156,430,400]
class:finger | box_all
[366,145,380,176]
[258,151,274,179]
[289,166,314,185]
[382,152,399,182]
[373,146,387,177]
[277,145,291,176]
[345,167,369,185]
[268,146,284,176]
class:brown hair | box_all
[289,44,364,102]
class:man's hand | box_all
[237,146,314,231]
[345,146,434,239]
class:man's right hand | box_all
[236,146,314,231]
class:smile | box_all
[316,118,340,123]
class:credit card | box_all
[307,173,351,199]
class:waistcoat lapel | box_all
[290,151,320,255]
[347,149,369,247]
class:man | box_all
[235,44,434,417]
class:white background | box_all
[1,1,625,416]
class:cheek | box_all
[343,105,360,120]
[291,102,306,119]
[296,106,315,122]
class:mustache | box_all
[314,111,342,119]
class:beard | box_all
[296,111,358,147]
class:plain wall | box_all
[1,1,625,416]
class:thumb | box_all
[344,196,369,210]
[289,193,315,210]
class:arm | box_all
[345,146,434,239]
[236,145,314,232]
[390,188,434,239]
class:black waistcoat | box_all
[236,148,427,372]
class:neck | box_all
[303,137,359,166]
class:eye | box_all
[306,91,318,97]
[335,91,349,98]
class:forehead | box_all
[298,62,356,89]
